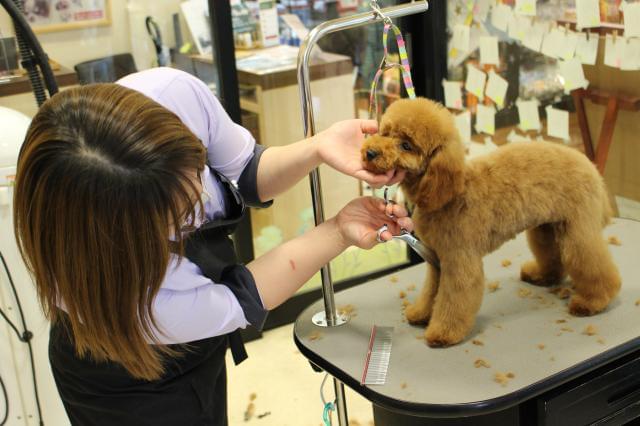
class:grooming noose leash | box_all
[366,2,438,269]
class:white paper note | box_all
[443,80,464,110]
[474,0,492,23]
[491,4,512,32]
[624,2,640,38]
[620,37,640,70]
[465,65,487,100]
[480,36,500,65]
[541,28,564,58]
[475,104,496,135]
[508,15,531,41]
[559,58,589,92]
[523,23,546,52]
[604,35,625,68]
[515,0,536,16]
[485,70,509,108]
[576,0,601,29]
[452,24,471,52]
[449,24,485,69]
[558,31,580,60]
[546,106,570,141]
[575,33,599,65]
[517,99,541,131]
[455,110,472,145]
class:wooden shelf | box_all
[0,65,77,97]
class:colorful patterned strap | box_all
[368,23,417,120]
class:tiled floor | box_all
[227,324,374,426]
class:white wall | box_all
[0,0,132,69]
[0,0,186,117]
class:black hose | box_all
[13,2,47,106]
[0,0,58,104]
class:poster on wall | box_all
[180,0,211,55]
[21,0,111,33]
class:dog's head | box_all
[362,98,465,212]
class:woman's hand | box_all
[334,197,414,250]
[316,119,406,188]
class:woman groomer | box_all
[13,68,411,425]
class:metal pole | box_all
[333,380,348,425]
[296,2,429,425]
[298,1,428,328]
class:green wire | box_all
[323,401,335,425]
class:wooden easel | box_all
[571,88,640,175]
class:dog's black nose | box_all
[366,149,378,161]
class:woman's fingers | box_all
[356,170,391,189]
[381,201,408,219]
[359,119,379,135]
[396,217,414,232]
[378,229,393,242]
[387,169,406,186]
[390,203,408,218]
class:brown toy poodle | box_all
[362,98,621,347]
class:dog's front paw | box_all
[405,303,430,325]
[425,325,466,348]
[520,260,563,287]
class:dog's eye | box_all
[400,141,413,151]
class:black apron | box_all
[49,170,268,426]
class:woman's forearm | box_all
[246,218,347,310]
[255,137,321,201]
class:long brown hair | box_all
[13,84,206,380]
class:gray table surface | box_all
[294,218,640,411]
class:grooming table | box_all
[294,218,640,425]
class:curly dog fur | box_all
[362,98,621,347]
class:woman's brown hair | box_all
[13,84,206,380]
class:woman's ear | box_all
[416,143,465,213]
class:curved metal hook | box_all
[370,0,393,25]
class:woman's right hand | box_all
[334,197,414,250]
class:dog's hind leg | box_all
[425,255,484,347]
[405,265,439,325]
[561,217,621,316]
[521,223,566,286]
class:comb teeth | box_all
[362,326,394,385]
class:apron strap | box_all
[228,330,248,365]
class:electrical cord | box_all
[0,250,44,425]
[320,373,336,426]
[0,375,7,425]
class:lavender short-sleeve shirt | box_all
[117,68,259,344]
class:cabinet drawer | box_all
[539,354,640,426]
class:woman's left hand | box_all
[317,119,406,188]
[335,197,414,250]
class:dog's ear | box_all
[416,142,465,213]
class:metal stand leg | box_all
[334,379,348,425]
[296,3,429,426]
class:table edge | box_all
[294,327,640,418]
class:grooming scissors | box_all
[376,188,440,270]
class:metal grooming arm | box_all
[296,2,428,424]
